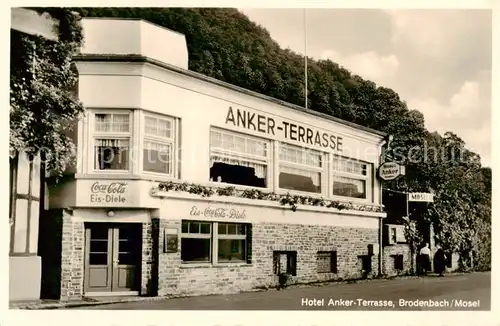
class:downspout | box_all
[378,134,392,276]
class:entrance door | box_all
[84,223,141,294]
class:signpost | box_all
[378,161,405,181]
[408,192,434,203]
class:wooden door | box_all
[84,223,141,294]
[111,224,141,292]
[85,225,113,293]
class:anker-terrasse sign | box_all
[225,106,344,152]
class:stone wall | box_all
[382,244,412,276]
[141,220,156,296]
[155,220,379,297]
[57,217,381,299]
[60,211,85,301]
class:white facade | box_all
[46,18,390,299]
[51,18,387,216]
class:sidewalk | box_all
[9,271,474,310]
[9,295,168,310]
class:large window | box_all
[181,220,250,264]
[181,221,212,262]
[332,157,371,199]
[90,110,177,177]
[279,143,323,194]
[93,112,132,171]
[209,128,270,188]
[143,114,175,175]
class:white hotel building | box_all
[40,18,392,300]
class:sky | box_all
[239,9,492,167]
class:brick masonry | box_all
[60,211,85,301]
[153,220,380,297]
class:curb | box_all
[11,271,484,309]
[11,295,173,310]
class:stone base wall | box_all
[382,244,412,276]
[60,211,85,301]
[156,220,379,297]
[57,217,382,299]
[141,220,155,296]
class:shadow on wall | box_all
[38,209,63,299]
[146,219,160,297]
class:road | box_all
[72,272,490,311]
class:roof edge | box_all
[81,17,186,37]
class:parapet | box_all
[80,18,189,70]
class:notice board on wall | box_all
[164,228,179,253]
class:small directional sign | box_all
[408,192,434,203]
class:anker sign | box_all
[378,162,405,181]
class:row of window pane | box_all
[210,155,267,187]
[279,166,322,194]
[96,114,173,138]
[94,140,172,174]
[180,238,246,263]
[210,130,268,157]
[182,221,247,236]
[93,113,174,174]
[181,221,248,263]
[94,140,129,170]
[218,223,246,235]
[91,115,369,199]
[143,141,172,174]
[145,116,172,139]
[208,129,369,199]
[95,113,130,133]
[332,176,367,198]
[332,157,367,176]
[89,252,138,265]
[182,221,211,234]
[279,144,322,168]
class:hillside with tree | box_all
[71,7,491,271]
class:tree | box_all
[10,8,84,177]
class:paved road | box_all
[74,272,490,311]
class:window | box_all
[210,128,270,188]
[393,254,404,271]
[395,226,407,243]
[143,115,175,175]
[359,255,372,273]
[181,220,250,264]
[279,143,323,194]
[181,221,212,263]
[391,227,397,243]
[93,112,131,171]
[273,251,297,276]
[332,156,371,199]
[217,223,247,262]
[317,251,338,273]
[89,110,178,177]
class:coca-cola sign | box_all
[189,205,246,220]
[90,181,128,204]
